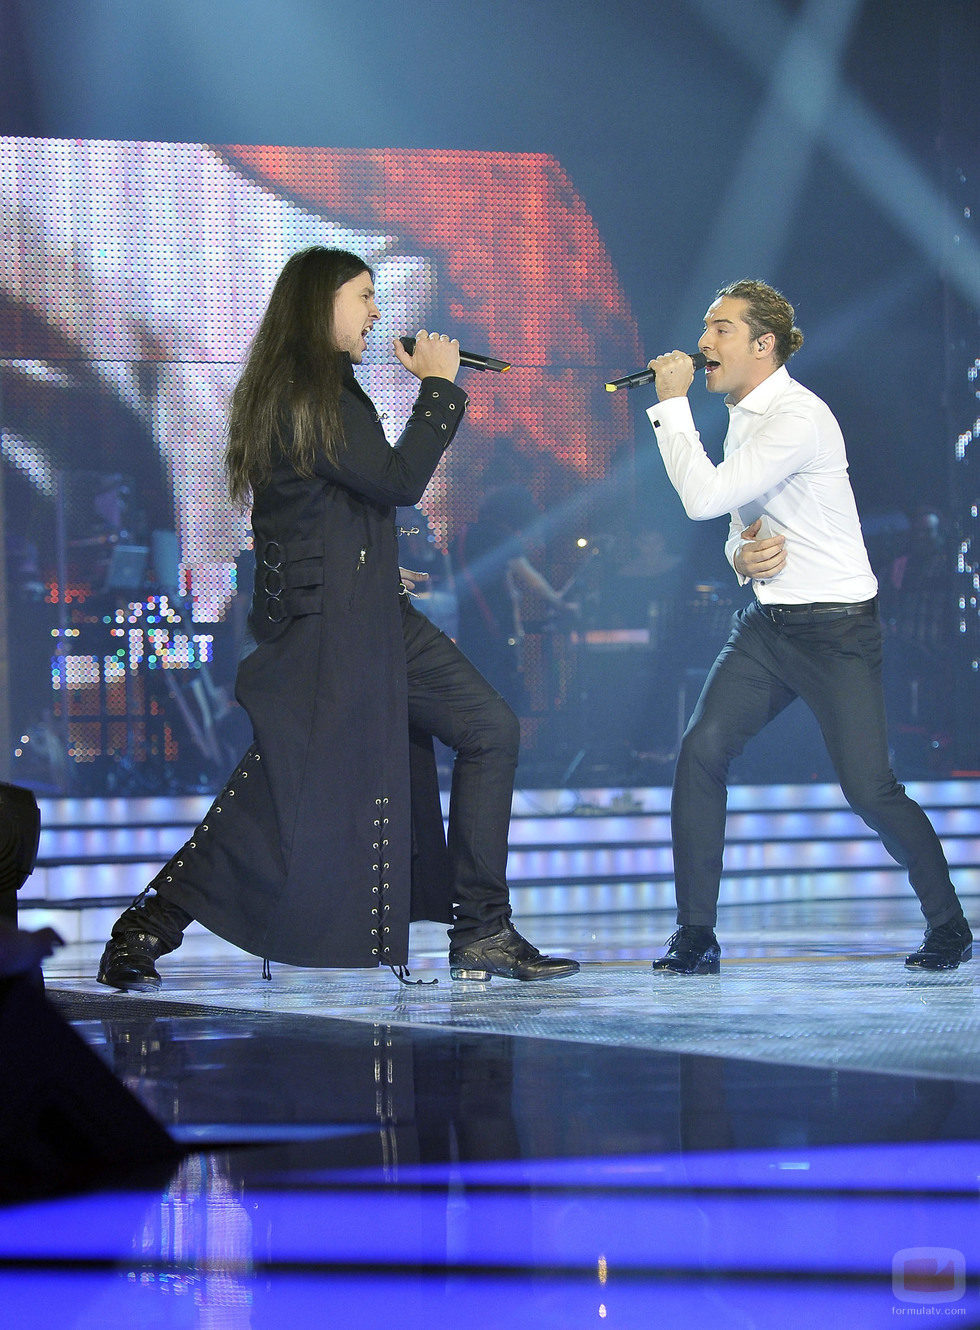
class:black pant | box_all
[671,601,960,929]
[402,597,520,940]
[116,599,521,953]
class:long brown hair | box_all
[225,246,372,508]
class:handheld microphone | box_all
[605,351,708,393]
[398,335,510,373]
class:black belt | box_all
[756,596,877,625]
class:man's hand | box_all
[648,350,697,401]
[0,922,64,977]
[734,518,786,580]
[394,329,461,383]
[399,567,430,595]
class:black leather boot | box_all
[97,890,193,992]
[652,925,722,975]
[449,921,579,981]
[905,915,973,971]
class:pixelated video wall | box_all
[0,138,641,785]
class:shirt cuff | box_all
[646,396,696,433]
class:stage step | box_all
[16,781,980,942]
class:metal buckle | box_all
[262,568,284,597]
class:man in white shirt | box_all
[645,279,971,974]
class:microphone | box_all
[398,335,510,373]
[605,351,707,393]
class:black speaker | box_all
[0,973,183,1202]
[0,783,41,927]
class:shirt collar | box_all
[726,363,791,415]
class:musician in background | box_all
[453,485,574,712]
[596,520,683,637]
[880,505,954,764]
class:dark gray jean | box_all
[671,600,962,930]
[401,597,520,941]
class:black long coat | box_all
[154,358,468,967]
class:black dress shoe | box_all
[905,915,973,971]
[97,931,169,991]
[449,922,580,982]
[652,926,721,975]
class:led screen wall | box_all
[0,138,641,790]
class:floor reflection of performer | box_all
[97,247,579,991]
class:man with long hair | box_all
[645,279,971,976]
[97,246,578,988]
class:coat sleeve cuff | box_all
[411,378,468,447]
[418,377,468,409]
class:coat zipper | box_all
[348,547,367,607]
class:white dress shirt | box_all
[647,365,878,606]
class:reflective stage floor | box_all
[2,893,976,1327]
